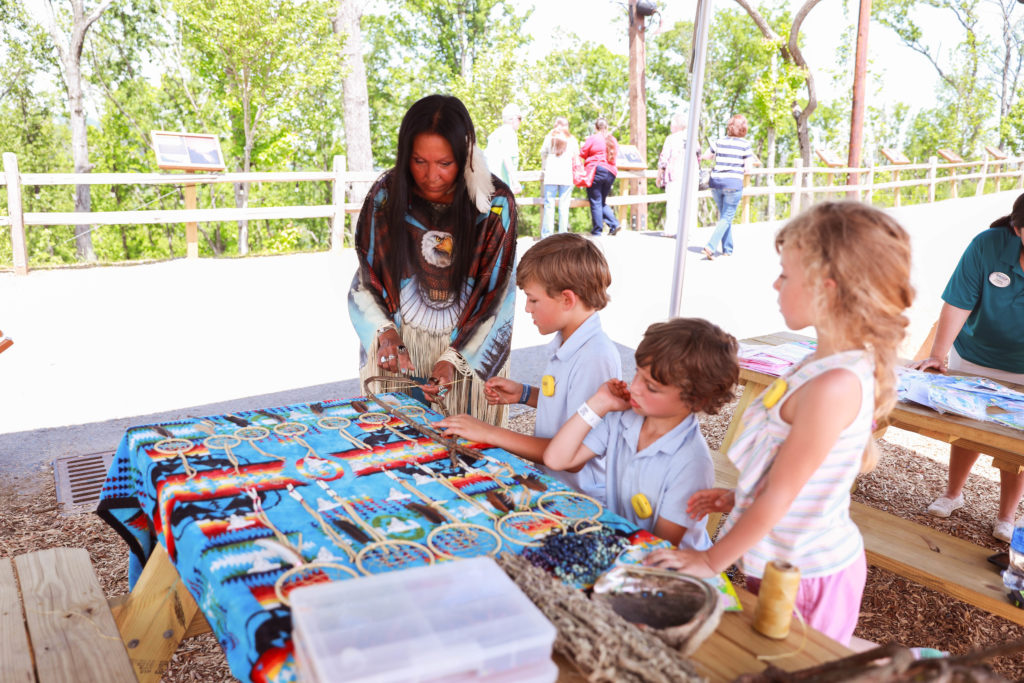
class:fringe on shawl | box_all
[359,324,509,428]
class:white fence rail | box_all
[4,151,1024,275]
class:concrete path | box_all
[1,190,1018,477]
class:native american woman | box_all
[348,96,517,426]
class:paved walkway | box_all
[0,190,1017,476]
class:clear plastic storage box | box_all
[290,557,557,683]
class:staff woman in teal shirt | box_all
[914,192,1024,542]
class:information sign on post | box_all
[615,144,646,170]
[151,131,226,172]
[151,131,226,259]
[936,148,965,164]
[815,149,844,168]
[880,148,911,165]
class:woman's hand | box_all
[421,360,456,404]
[686,488,735,520]
[377,328,415,376]
[483,377,522,406]
[643,548,717,577]
[909,356,948,373]
[433,414,490,443]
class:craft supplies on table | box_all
[291,557,557,682]
[96,393,690,683]
[737,340,816,377]
[897,367,1024,432]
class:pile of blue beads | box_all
[523,528,629,586]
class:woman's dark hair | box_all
[990,191,1024,230]
[384,94,482,294]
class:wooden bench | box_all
[709,451,1024,627]
[1,547,136,682]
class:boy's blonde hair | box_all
[775,201,915,471]
[634,318,738,415]
[516,233,611,310]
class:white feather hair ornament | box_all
[464,141,495,214]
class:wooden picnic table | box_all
[98,391,854,682]
[115,544,852,683]
[726,331,1024,476]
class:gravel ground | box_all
[1,391,1022,681]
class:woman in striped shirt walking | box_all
[701,114,755,260]
[646,202,915,645]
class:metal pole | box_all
[669,0,713,317]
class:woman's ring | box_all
[387,354,396,361]
[397,345,408,354]
[379,355,387,364]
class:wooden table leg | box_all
[720,381,766,454]
[109,544,199,683]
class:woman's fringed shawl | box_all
[348,171,518,425]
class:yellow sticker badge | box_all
[631,493,653,519]
[762,378,788,409]
[541,375,556,397]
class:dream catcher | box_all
[380,468,502,560]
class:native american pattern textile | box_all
[97,394,665,683]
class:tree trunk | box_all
[41,0,114,262]
[734,0,822,201]
[335,0,375,246]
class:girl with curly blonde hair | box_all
[646,201,914,646]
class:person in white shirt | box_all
[539,116,579,237]
[485,103,523,194]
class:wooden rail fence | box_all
[3,150,1024,275]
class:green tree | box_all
[174,0,342,254]
[874,0,995,156]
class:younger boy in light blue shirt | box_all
[544,318,738,549]
[435,233,619,502]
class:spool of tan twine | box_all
[752,560,801,640]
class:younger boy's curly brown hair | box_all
[634,318,738,415]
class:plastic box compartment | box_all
[290,556,557,682]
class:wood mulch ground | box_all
[1,389,1022,681]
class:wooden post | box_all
[893,167,901,207]
[627,0,647,232]
[976,156,989,197]
[865,162,875,204]
[950,167,958,199]
[332,155,347,250]
[3,153,28,276]
[183,171,198,259]
[791,159,803,217]
[111,544,199,683]
[927,156,937,203]
[740,173,751,223]
[766,163,776,221]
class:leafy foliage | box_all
[2,0,1023,266]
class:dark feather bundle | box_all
[485,490,513,514]
[309,402,324,415]
[351,400,369,414]
[256,409,285,424]
[333,517,371,544]
[152,424,173,438]
[223,414,249,427]
[513,474,547,492]
[458,451,482,466]
[406,501,447,525]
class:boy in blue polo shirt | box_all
[435,232,619,502]
[543,318,738,549]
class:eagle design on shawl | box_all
[401,230,471,333]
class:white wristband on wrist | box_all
[576,401,603,428]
